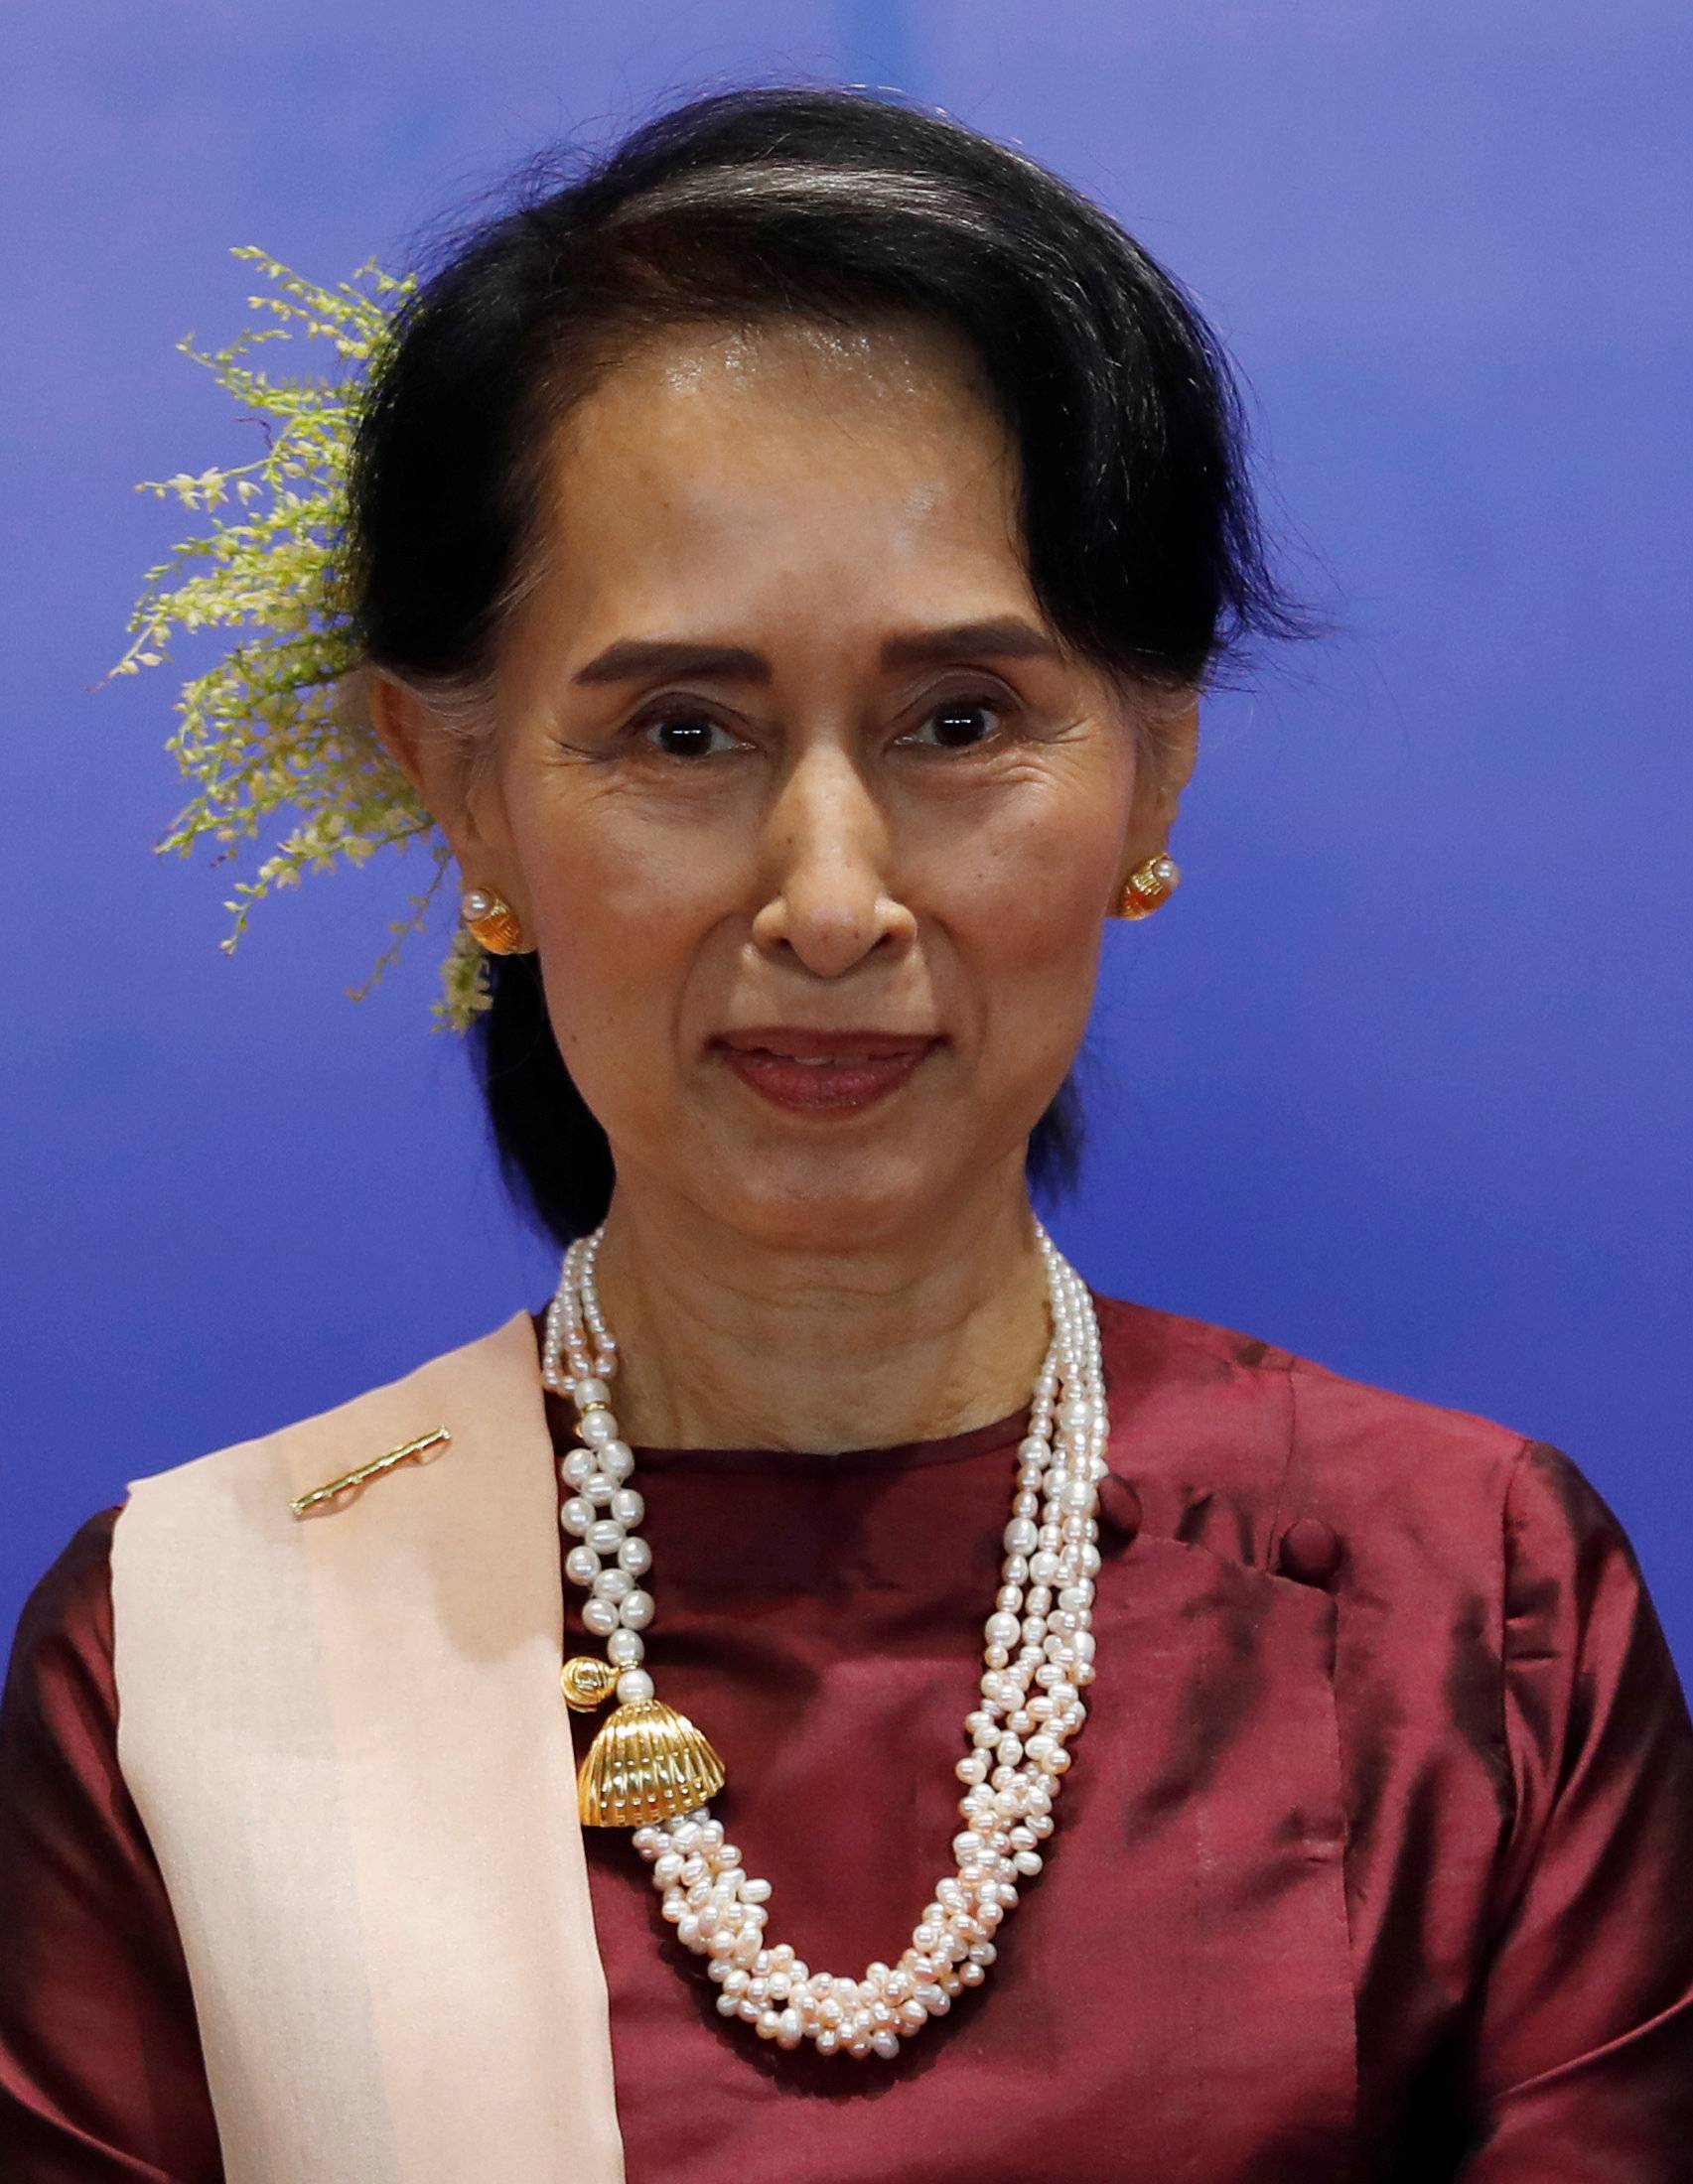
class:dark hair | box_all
[348,82,1302,1247]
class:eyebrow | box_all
[570,616,1063,687]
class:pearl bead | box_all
[559,1497,595,1536]
[600,1440,635,1483]
[561,1448,596,1488]
[564,1544,600,1586]
[620,1587,654,1629]
[572,1376,610,1408]
[617,1536,652,1576]
[593,1568,634,1604]
[617,1668,655,1704]
[610,1486,644,1527]
[587,1518,625,1556]
[578,1408,618,1447]
[984,1611,1021,1649]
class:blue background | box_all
[4,3,1688,1682]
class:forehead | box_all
[527,316,1032,642]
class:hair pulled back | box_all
[348,82,1300,1247]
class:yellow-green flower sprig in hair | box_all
[108,247,494,1032]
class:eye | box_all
[899,694,1007,751]
[635,709,743,759]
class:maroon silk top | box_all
[3,1293,1692,2181]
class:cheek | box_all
[511,794,730,1069]
[949,780,1123,1015]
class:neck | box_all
[584,1167,1055,1454]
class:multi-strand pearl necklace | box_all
[541,1219,1107,2060]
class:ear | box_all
[1156,691,1200,805]
[1116,690,1199,888]
[366,670,510,896]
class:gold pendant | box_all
[560,1655,727,1829]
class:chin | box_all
[685,1140,962,1256]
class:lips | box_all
[712,1027,941,1115]
[717,1027,937,1061]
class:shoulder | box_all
[115,1306,542,1523]
[2,1503,125,1758]
[1089,1290,1607,1598]
[1097,1286,1526,1459]
[1088,1293,1687,1788]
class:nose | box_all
[750,746,917,979]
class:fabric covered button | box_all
[1096,1472,1142,1546]
[1275,1516,1343,1588]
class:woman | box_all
[2,82,1690,2183]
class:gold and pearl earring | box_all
[460,886,527,955]
[1115,853,1181,920]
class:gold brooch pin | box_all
[289,1426,452,1519]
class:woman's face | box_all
[421,315,1192,1253]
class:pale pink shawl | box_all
[110,1309,625,2183]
